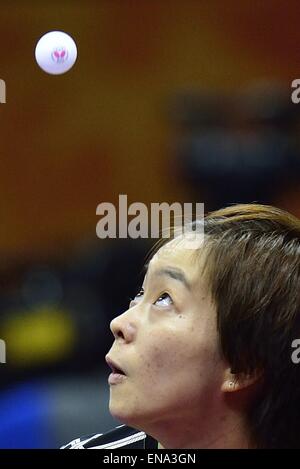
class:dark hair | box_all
[152,203,300,448]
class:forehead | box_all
[147,238,208,290]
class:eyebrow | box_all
[154,267,191,291]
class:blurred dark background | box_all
[1,0,300,447]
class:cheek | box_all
[138,325,221,389]
[138,332,193,382]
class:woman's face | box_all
[106,239,227,429]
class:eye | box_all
[129,287,144,307]
[135,287,144,298]
[154,292,173,307]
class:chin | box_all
[109,405,146,428]
[109,403,131,423]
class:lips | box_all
[105,356,126,376]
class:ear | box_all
[221,367,263,393]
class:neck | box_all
[146,408,252,449]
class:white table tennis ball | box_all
[35,31,77,75]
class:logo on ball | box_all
[51,47,68,63]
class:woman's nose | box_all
[110,314,136,343]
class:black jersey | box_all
[61,424,158,449]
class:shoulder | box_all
[60,424,148,449]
